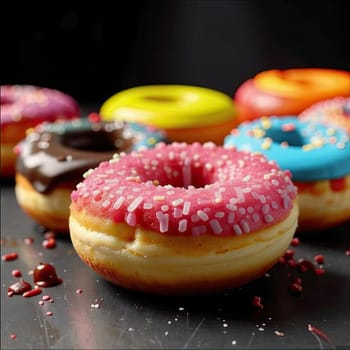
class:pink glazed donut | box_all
[69,142,298,295]
[299,97,350,134]
[1,85,80,177]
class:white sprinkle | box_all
[153,195,165,201]
[214,191,222,203]
[156,212,169,232]
[271,201,278,209]
[242,175,251,182]
[238,207,246,215]
[126,212,136,226]
[228,212,235,224]
[173,207,183,218]
[172,199,184,206]
[92,189,101,196]
[259,195,267,203]
[271,179,279,186]
[178,219,187,232]
[215,211,225,218]
[205,163,213,171]
[253,213,260,222]
[262,204,270,214]
[235,187,245,202]
[197,210,209,222]
[264,214,274,223]
[247,206,254,214]
[143,202,153,210]
[83,169,94,178]
[252,191,260,199]
[161,205,169,212]
[226,204,237,211]
[283,196,290,209]
[127,196,143,212]
[183,201,191,215]
[102,199,111,208]
[113,196,125,209]
[241,221,250,233]
[233,224,242,235]
[210,219,223,234]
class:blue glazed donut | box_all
[224,116,350,232]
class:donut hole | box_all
[135,157,219,189]
[142,95,179,103]
[61,131,133,152]
[264,126,305,147]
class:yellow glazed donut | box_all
[100,85,237,144]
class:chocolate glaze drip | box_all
[16,119,135,193]
[33,262,62,287]
[8,279,32,295]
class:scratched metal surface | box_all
[1,181,350,350]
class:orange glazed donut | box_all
[69,142,298,295]
[1,85,80,177]
[234,68,350,123]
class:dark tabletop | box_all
[1,179,350,350]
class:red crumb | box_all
[8,279,32,296]
[76,288,83,294]
[12,269,22,278]
[2,252,18,261]
[23,288,42,298]
[297,259,315,273]
[252,296,264,309]
[88,112,101,123]
[274,330,285,337]
[290,237,300,246]
[287,259,297,268]
[314,268,325,276]
[10,334,16,340]
[42,237,56,249]
[24,237,34,245]
[284,249,295,260]
[345,248,350,256]
[314,254,324,264]
[288,282,303,296]
[46,311,53,316]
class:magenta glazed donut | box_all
[69,142,298,295]
[1,85,80,177]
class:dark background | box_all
[2,0,350,107]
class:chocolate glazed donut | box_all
[15,117,168,232]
